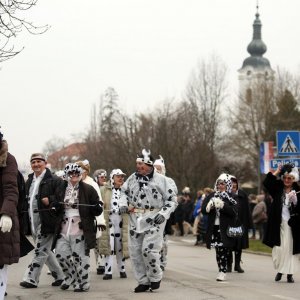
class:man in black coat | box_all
[20,153,64,288]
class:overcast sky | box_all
[1,0,300,169]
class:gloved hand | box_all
[119,206,128,214]
[288,190,298,205]
[154,213,165,224]
[50,201,63,211]
[219,191,229,200]
[0,214,12,233]
[213,198,224,209]
[206,199,214,213]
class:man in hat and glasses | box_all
[119,149,177,293]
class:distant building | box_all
[47,142,87,171]
[238,5,275,95]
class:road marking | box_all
[272,295,298,300]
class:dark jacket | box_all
[202,192,238,249]
[0,142,20,265]
[22,168,64,235]
[263,172,300,254]
[52,180,102,250]
[232,189,252,250]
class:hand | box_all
[41,197,49,206]
[50,201,62,211]
[119,206,128,214]
[154,213,165,224]
[206,199,214,213]
[98,224,106,231]
[213,198,224,209]
[0,214,12,233]
[288,190,297,205]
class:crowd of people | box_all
[0,126,300,299]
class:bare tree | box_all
[0,0,48,62]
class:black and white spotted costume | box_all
[201,173,238,281]
[52,166,102,292]
[119,169,177,287]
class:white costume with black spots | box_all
[120,171,177,286]
[104,188,126,274]
[55,182,90,291]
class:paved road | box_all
[5,235,300,300]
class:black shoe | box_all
[150,280,161,290]
[74,287,89,292]
[97,266,105,275]
[227,264,232,273]
[134,284,150,293]
[19,281,37,288]
[52,279,64,287]
[103,274,112,280]
[60,284,70,290]
[5,292,7,296]
[275,273,282,282]
[234,265,244,273]
[287,274,294,283]
[120,272,127,278]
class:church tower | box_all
[238,5,275,95]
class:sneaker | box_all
[51,279,64,287]
[103,274,112,280]
[150,280,161,290]
[216,272,226,281]
[97,266,105,275]
[134,284,150,293]
[120,272,127,278]
[19,281,37,288]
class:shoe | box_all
[103,274,112,280]
[150,280,161,290]
[227,264,232,273]
[287,274,294,283]
[5,292,7,296]
[60,284,70,290]
[134,284,150,293]
[120,272,127,278]
[234,265,244,273]
[51,279,63,287]
[19,281,37,288]
[275,272,282,282]
[216,272,226,281]
[74,287,89,292]
[97,266,105,275]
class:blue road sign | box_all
[270,158,300,169]
[277,131,300,156]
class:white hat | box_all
[154,155,166,175]
[214,173,233,193]
[281,165,299,182]
[110,169,126,186]
[136,149,154,165]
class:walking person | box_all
[98,169,129,280]
[263,163,300,283]
[52,163,103,292]
[153,155,178,271]
[0,129,20,299]
[202,173,238,282]
[19,153,64,288]
[119,149,178,292]
[227,176,252,273]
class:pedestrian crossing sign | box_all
[277,131,300,156]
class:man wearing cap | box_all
[0,128,20,299]
[119,149,178,293]
[98,168,129,280]
[19,153,64,288]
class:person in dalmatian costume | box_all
[52,163,103,292]
[98,169,129,280]
[119,149,178,293]
[201,173,238,282]
[153,155,178,271]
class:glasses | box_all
[69,173,80,178]
[217,182,226,186]
[283,176,294,181]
